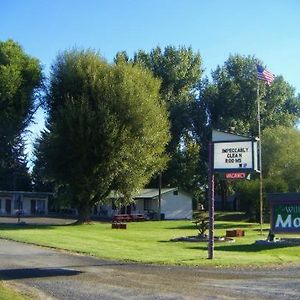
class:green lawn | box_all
[0,219,299,267]
[0,282,26,300]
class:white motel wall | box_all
[94,188,193,220]
[161,190,193,219]
[0,191,51,216]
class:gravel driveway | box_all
[0,239,300,299]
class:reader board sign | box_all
[213,140,258,173]
[269,193,300,233]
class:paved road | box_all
[0,239,299,300]
[0,216,77,226]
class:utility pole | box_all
[158,172,162,220]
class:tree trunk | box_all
[76,202,91,224]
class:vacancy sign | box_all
[214,140,257,172]
[225,172,247,179]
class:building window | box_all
[173,190,178,196]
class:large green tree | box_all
[132,46,202,151]
[235,126,300,217]
[262,126,300,192]
[115,46,204,195]
[0,39,42,190]
[202,55,300,135]
[36,49,169,222]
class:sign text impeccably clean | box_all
[213,140,257,172]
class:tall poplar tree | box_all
[36,49,170,222]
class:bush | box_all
[193,209,209,237]
[236,177,289,221]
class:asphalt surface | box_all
[0,216,77,226]
[0,239,300,300]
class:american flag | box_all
[257,65,275,85]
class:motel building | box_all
[0,191,52,216]
[94,188,193,220]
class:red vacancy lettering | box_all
[225,173,246,179]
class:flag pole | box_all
[257,80,263,235]
[256,64,275,235]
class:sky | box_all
[1,0,300,162]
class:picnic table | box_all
[112,214,145,223]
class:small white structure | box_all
[0,191,52,216]
[95,188,193,220]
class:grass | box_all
[0,218,299,267]
[0,282,26,300]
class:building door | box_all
[31,200,36,215]
[5,199,11,214]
